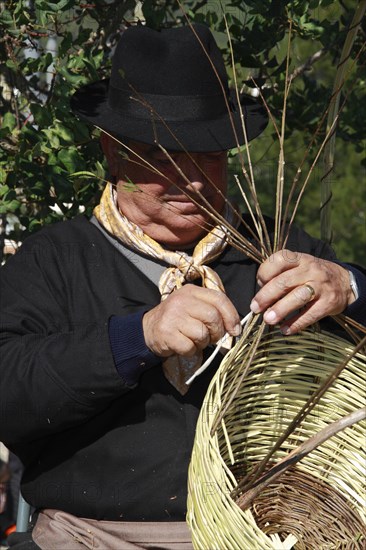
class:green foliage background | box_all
[0,0,365,265]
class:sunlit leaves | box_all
[0,0,364,265]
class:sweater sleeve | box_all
[108,311,161,386]
[0,232,130,446]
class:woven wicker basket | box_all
[187,328,366,549]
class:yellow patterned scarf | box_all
[94,183,236,394]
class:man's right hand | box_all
[142,284,241,358]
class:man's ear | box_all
[100,133,121,176]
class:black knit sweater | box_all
[0,215,363,521]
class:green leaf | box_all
[0,184,10,197]
[1,113,17,131]
[5,59,18,70]
[73,122,91,142]
[0,168,8,185]
[83,52,104,80]
[53,122,74,144]
[59,32,73,57]
[70,170,100,179]
[0,9,13,25]
[42,128,60,149]
[1,0,364,268]
[38,52,54,72]
[0,199,20,214]
[57,148,81,172]
[28,218,43,231]
[95,161,105,180]
[30,103,53,127]
[68,55,86,71]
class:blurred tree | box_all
[0,0,365,265]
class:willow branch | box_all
[236,407,366,510]
[232,333,366,498]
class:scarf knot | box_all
[93,183,237,394]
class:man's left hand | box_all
[250,250,355,335]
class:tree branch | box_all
[289,48,327,80]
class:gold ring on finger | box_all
[304,283,315,301]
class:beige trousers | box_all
[32,509,193,550]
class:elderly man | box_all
[1,24,365,550]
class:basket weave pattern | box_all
[187,329,366,549]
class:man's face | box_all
[103,137,228,248]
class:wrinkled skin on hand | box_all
[142,284,241,357]
[250,250,355,335]
[143,252,355,357]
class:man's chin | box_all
[162,217,215,248]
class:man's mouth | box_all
[165,191,215,204]
[165,195,215,214]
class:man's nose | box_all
[176,156,206,190]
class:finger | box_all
[176,322,211,356]
[251,269,307,314]
[162,284,240,336]
[256,250,303,287]
[190,287,241,336]
[187,301,225,342]
[155,313,219,357]
[167,330,202,357]
[262,284,317,326]
[146,316,204,357]
[176,317,213,353]
[279,302,322,335]
[143,285,241,357]
[251,250,319,314]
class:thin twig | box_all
[221,8,271,257]
[185,311,254,385]
[274,21,292,252]
[232,333,366,498]
[236,407,366,510]
[289,48,327,80]
[210,318,266,435]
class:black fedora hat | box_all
[71,24,268,152]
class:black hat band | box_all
[108,85,232,122]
